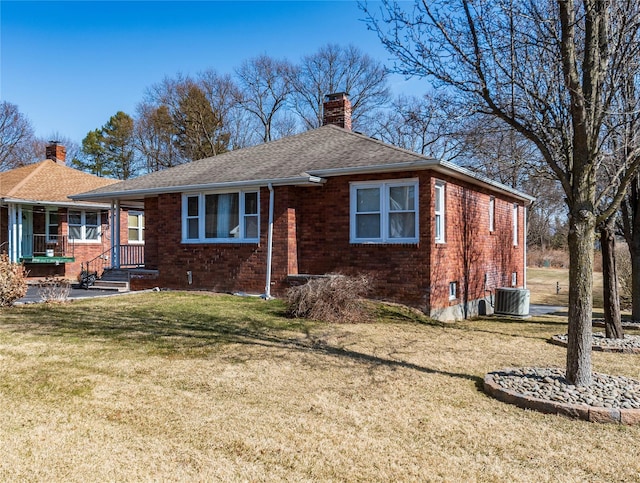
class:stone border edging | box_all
[592,319,640,330]
[549,335,640,353]
[483,372,640,424]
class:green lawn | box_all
[0,292,639,481]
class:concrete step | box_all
[89,280,130,292]
[100,269,130,282]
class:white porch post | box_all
[110,200,119,269]
[8,204,17,263]
[113,200,121,269]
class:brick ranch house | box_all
[74,93,533,320]
[0,143,145,280]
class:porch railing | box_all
[84,244,145,278]
[31,234,74,258]
[119,244,145,268]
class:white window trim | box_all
[489,196,495,232]
[513,203,519,246]
[68,209,101,243]
[46,208,59,243]
[128,211,145,244]
[181,190,260,244]
[349,179,419,244]
[434,181,446,244]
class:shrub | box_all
[38,276,71,303]
[0,254,27,306]
[286,274,372,323]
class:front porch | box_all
[19,234,75,264]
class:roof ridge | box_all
[4,160,50,197]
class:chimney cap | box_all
[324,92,350,102]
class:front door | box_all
[21,208,33,258]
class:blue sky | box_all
[1,0,424,145]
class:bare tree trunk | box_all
[566,212,594,386]
[632,243,640,321]
[600,219,624,338]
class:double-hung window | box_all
[434,181,446,243]
[182,190,259,243]
[128,211,145,243]
[46,209,59,242]
[489,196,495,232]
[350,179,418,243]
[68,210,100,242]
[513,203,519,246]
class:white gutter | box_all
[310,160,535,205]
[524,205,528,289]
[71,175,326,202]
[263,183,275,299]
[0,198,113,210]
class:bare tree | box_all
[364,0,640,386]
[0,101,36,170]
[138,72,234,168]
[290,44,390,132]
[370,93,466,160]
[135,103,180,172]
[234,55,294,143]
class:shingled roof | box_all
[0,159,118,206]
[73,125,534,203]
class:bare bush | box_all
[286,274,372,323]
[38,276,71,303]
[0,254,27,306]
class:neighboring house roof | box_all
[0,159,119,208]
[73,125,534,204]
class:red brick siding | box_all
[145,192,270,293]
[291,172,431,308]
[428,175,525,312]
[0,207,7,251]
[141,171,527,314]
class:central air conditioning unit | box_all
[494,287,530,316]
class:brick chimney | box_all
[46,142,66,165]
[323,92,352,131]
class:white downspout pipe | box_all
[523,204,528,289]
[263,183,275,299]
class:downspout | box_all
[523,204,527,289]
[263,183,275,299]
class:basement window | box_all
[350,179,419,244]
[182,190,259,243]
[449,281,457,300]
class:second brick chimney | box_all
[323,92,352,131]
[46,142,66,165]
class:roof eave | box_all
[1,198,114,209]
[71,175,327,202]
[311,159,535,204]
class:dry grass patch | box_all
[0,292,639,481]
[527,267,605,308]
